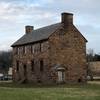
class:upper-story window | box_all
[34,43,40,53]
[17,47,20,55]
[37,43,41,53]
[22,46,27,54]
[14,46,25,55]
[17,47,24,55]
[23,46,25,54]
[24,46,27,54]
[13,47,18,55]
[32,45,35,54]
[41,41,49,52]
[30,41,49,54]
[41,43,44,52]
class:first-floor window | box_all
[16,61,19,71]
[30,45,32,54]
[31,60,34,71]
[23,64,27,77]
[40,60,44,72]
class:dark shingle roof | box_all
[11,23,61,47]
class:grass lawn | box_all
[0,81,100,100]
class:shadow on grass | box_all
[0,81,100,89]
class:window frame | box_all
[31,60,34,72]
[40,60,44,72]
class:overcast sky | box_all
[0,0,100,53]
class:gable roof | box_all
[11,23,61,47]
[11,22,87,47]
[72,25,88,42]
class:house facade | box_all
[11,12,87,84]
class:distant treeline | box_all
[0,51,12,72]
[87,49,100,62]
[87,54,100,62]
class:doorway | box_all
[58,71,65,83]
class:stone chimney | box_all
[25,26,34,34]
[61,12,73,27]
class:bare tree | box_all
[87,48,94,62]
[0,50,12,74]
[87,48,94,80]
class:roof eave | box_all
[11,38,49,47]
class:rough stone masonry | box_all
[11,12,87,84]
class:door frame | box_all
[57,70,65,83]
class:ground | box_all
[0,81,100,100]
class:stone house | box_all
[11,12,87,84]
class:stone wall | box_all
[48,24,87,83]
[12,25,87,84]
[13,40,52,83]
[89,61,100,76]
[13,24,87,83]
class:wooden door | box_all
[58,71,65,83]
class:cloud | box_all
[0,0,100,53]
[76,24,100,53]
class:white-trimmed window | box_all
[17,47,20,55]
[41,41,49,52]
[25,46,27,54]
[32,45,35,54]
[34,43,40,53]
[13,47,17,55]
[22,46,27,54]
